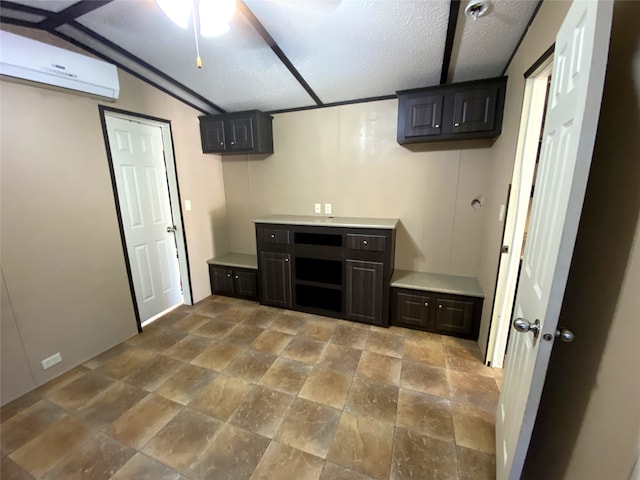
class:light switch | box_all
[315,203,321,214]
[498,204,505,222]
[185,200,192,211]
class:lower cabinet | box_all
[345,260,384,326]
[255,221,396,326]
[209,265,258,300]
[259,251,292,308]
[392,288,482,339]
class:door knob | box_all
[555,327,575,343]
[513,318,540,338]
[166,225,176,233]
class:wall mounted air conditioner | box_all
[0,30,120,100]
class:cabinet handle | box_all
[227,274,231,278]
[363,240,368,245]
[424,302,429,307]
[219,142,224,146]
[454,123,460,127]
[270,234,275,238]
[235,275,239,279]
[285,258,289,262]
[438,304,443,309]
[230,141,235,145]
[435,124,440,128]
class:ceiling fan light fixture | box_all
[199,0,236,37]
[200,21,231,37]
[156,0,192,29]
[465,1,490,21]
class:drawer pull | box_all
[438,304,443,309]
[424,302,429,307]
[270,234,275,238]
[235,275,239,279]
[227,274,231,278]
[363,240,368,245]
[285,258,289,262]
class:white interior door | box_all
[106,116,183,322]
[496,1,613,478]
[487,63,553,368]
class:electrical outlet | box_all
[314,203,321,214]
[498,204,506,222]
[324,203,332,215]
[41,352,62,370]
[185,200,192,211]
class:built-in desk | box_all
[253,215,398,327]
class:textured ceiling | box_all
[451,0,540,82]
[0,0,542,114]
[77,1,315,112]
[243,0,450,103]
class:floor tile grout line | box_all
[2,296,498,480]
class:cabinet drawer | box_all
[346,234,386,252]
[258,228,291,245]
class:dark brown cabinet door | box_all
[209,265,257,300]
[201,119,226,153]
[394,292,432,329]
[228,117,254,151]
[403,94,443,137]
[199,111,273,155]
[345,259,384,326]
[434,298,475,335]
[259,252,292,308]
[211,266,234,295]
[233,270,257,299]
[452,87,498,133]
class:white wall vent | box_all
[0,30,120,100]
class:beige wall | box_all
[223,100,493,276]
[475,0,572,354]
[0,26,228,404]
[524,2,640,477]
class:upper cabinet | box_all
[397,76,507,144]
[199,110,274,155]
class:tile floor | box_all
[1,295,502,480]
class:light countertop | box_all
[391,270,484,298]
[253,214,399,229]
[207,252,258,269]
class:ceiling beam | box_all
[267,93,397,115]
[237,0,323,106]
[0,16,40,29]
[60,21,227,114]
[0,1,49,16]
[38,1,116,31]
[440,0,461,84]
